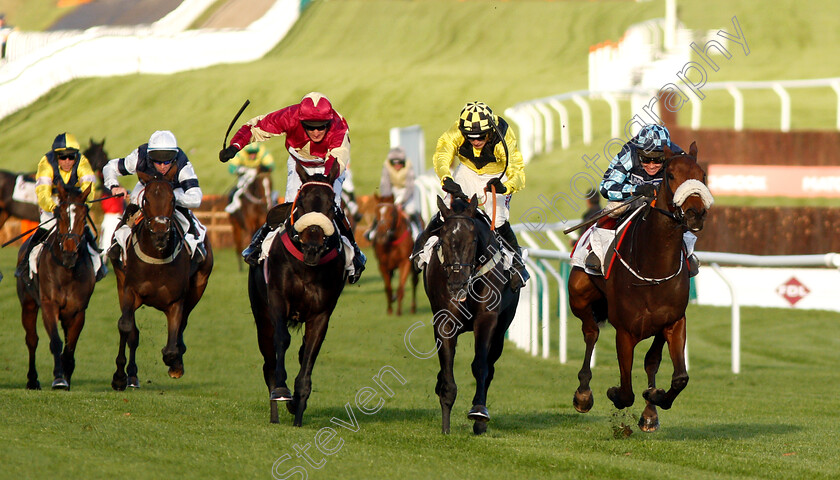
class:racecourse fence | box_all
[0,0,301,120]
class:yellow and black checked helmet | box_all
[458,102,497,139]
[51,132,81,154]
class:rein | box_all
[133,177,183,265]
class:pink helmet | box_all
[298,92,333,125]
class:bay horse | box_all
[248,161,346,426]
[83,138,110,174]
[110,168,214,390]
[371,194,420,315]
[17,183,96,390]
[229,167,273,271]
[568,142,713,432]
[424,195,520,435]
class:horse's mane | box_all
[446,197,496,259]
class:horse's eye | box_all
[668,173,675,180]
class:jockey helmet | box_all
[387,146,406,164]
[298,92,333,128]
[245,143,261,154]
[632,124,671,152]
[148,130,178,151]
[148,130,178,163]
[52,132,80,154]
[459,102,497,139]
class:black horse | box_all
[423,195,521,434]
[248,161,346,426]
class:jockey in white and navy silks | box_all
[572,124,700,276]
[600,124,684,209]
[103,130,207,261]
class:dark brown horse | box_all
[248,161,346,426]
[17,183,96,390]
[110,169,214,390]
[371,194,420,315]
[424,195,521,435]
[229,167,273,271]
[83,138,110,174]
[568,142,713,432]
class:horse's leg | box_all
[395,262,410,316]
[290,313,330,427]
[472,318,507,435]
[271,314,293,407]
[410,262,419,314]
[40,300,69,390]
[644,316,689,410]
[639,333,666,432]
[568,268,602,413]
[113,293,139,391]
[20,296,40,390]
[435,334,458,434]
[60,310,86,388]
[380,264,393,315]
[162,302,185,378]
[468,312,497,434]
[607,328,638,409]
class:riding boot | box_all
[84,227,107,281]
[15,227,49,281]
[335,206,366,284]
[411,213,443,271]
[496,221,529,292]
[688,253,700,277]
[242,223,272,267]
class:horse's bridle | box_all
[286,180,340,259]
[53,200,89,266]
[437,215,479,279]
[375,203,409,245]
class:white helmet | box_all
[148,130,178,151]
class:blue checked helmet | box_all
[632,124,671,152]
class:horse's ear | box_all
[295,161,310,184]
[437,195,451,219]
[82,184,91,200]
[164,164,178,182]
[137,170,152,185]
[663,144,673,158]
[467,194,478,215]
[326,160,340,185]
[374,193,381,203]
[689,141,698,158]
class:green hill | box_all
[1,0,839,212]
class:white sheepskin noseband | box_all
[673,179,714,209]
[293,212,335,236]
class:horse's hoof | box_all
[127,377,140,388]
[51,378,69,390]
[643,387,667,407]
[26,381,41,390]
[473,421,488,435]
[270,387,292,402]
[573,389,594,413]
[639,415,660,432]
[467,405,490,422]
[112,373,127,391]
[168,365,184,379]
[607,386,632,409]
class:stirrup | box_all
[688,254,700,277]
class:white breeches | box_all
[445,165,511,228]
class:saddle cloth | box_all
[13,175,37,204]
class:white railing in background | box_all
[0,0,299,121]
[505,77,840,163]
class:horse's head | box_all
[53,182,91,267]
[289,161,340,266]
[83,138,109,178]
[659,142,714,232]
[138,169,176,251]
[373,194,399,242]
[437,194,481,301]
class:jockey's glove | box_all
[219,145,239,163]
[441,177,463,196]
[485,178,507,194]
[634,183,657,198]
